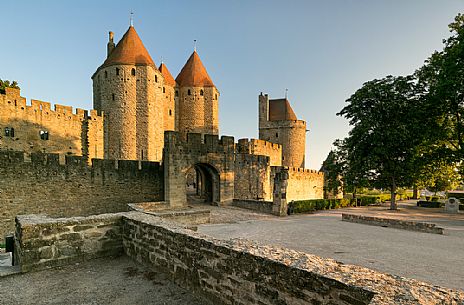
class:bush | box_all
[289,198,353,214]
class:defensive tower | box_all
[258,93,306,168]
[176,51,219,138]
[92,26,165,161]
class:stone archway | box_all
[163,132,235,208]
[186,163,220,205]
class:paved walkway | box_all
[198,201,464,291]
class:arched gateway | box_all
[163,132,235,208]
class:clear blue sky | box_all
[2,1,463,169]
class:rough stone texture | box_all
[163,132,235,208]
[234,153,272,201]
[14,213,128,272]
[342,213,445,234]
[271,166,324,202]
[0,88,103,162]
[0,150,163,236]
[92,64,165,161]
[259,93,306,168]
[237,138,282,166]
[122,212,464,305]
[177,86,219,138]
[232,199,273,214]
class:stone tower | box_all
[258,93,306,168]
[92,26,165,161]
[159,63,177,131]
[175,51,219,138]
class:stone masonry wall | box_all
[0,150,163,236]
[271,167,324,202]
[14,213,125,272]
[234,153,272,201]
[237,138,282,166]
[0,88,104,162]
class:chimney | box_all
[107,31,115,58]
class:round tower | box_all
[159,63,177,131]
[92,26,165,161]
[175,51,219,138]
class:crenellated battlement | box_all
[0,88,103,120]
[0,149,161,173]
[237,138,281,152]
[164,131,235,154]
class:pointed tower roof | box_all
[268,99,297,121]
[101,26,155,68]
[176,51,215,87]
[159,63,176,87]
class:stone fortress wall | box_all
[0,150,163,237]
[0,88,104,162]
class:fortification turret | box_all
[92,25,165,161]
[175,50,219,138]
[258,93,306,168]
[159,63,176,131]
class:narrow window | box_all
[4,127,10,137]
[112,93,115,101]
[116,68,120,76]
[163,87,165,93]
[104,71,108,78]
[169,109,172,116]
[40,130,49,140]
[200,89,204,96]
[175,90,179,97]
[155,75,158,83]
[215,94,218,99]
[188,89,191,96]
[10,128,14,137]
[276,132,278,138]
[131,68,136,76]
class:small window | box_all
[112,93,115,101]
[4,127,10,137]
[163,87,165,93]
[131,68,136,76]
[200,89,204,96]
[169,109,172,116]
[155,75,158,83]
[40,130,49,140]
[175,90,179,97]
[116,68,120,76]
[10,128,14,137]
[188,89,191,96]
[215,94,218,99]
[104,71,108,78]
[276,132,278,138]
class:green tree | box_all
[337,75,422,209]
[0,79,20,94]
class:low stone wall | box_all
[15,213,126,272]
[232,199,273,214]
[342,214,444,234]
[15,212,464,304]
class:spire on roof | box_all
[100,26,156,68]
[159,63,176,87]
[175,51,215,87]
[130,11,134,27]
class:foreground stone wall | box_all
[0,150,164,236]
[232,199,273,214]
[15,213,125,272]
[15,212,464,304]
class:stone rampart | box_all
[0,150,163,236]
[342,214,445,234]
[14,213,126,272]
[0,87,104,161]
[237,138,282,166]
[232,199,273,214]
[271,166,324,202]
[234,153,271,201]
[14,212,464,304]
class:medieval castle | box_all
[0,24,323,236]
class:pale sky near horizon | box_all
[1,1,464,169]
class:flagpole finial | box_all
[193,39,197,52]
[285,88,288,99]
[130,11,134,27]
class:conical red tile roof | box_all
[176,51,215,87]
[159,63,176,87]
[269,99,297,121]
[101,26,155,68]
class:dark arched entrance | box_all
[186,163,220,205]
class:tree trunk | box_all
[390,178,397,210]
[412,184,418,200]
[353,187,357,207]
